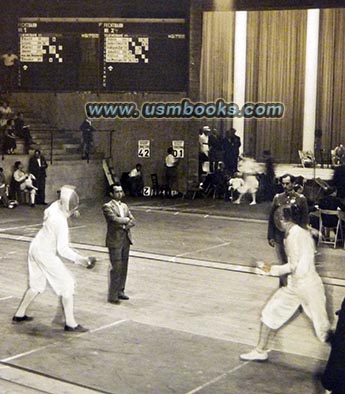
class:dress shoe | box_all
[12,315,34,323]
[118,292,129,300]
[108,299,121,304]
[64,324,88,332]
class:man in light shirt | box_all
[102,184,135,304]
[165,146,179,198]
[1,48,18,92]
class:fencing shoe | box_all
[240,348,268,361]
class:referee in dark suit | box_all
[102,184,135,304]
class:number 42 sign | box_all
[138,140,150,158]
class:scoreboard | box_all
[18,18,188,92]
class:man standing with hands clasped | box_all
[29,149,48,205]
[102,184,135,304]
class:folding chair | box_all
[150,174,168,197]
[298,150,315,168]
[318,209,344,248]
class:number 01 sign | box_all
[172,140,184,158]
[138,140,150,158]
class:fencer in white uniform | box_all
[240,204,331,361]
[13,185,95,332]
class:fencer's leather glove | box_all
[86,256,97,269]
[75,256,96,269]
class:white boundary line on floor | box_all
[184,362,250,394]
[1,232,345,287]
[0,296,13,302]
[89,319,127,334]
[1,344,59,363]
[131,206,267,223]
[0,223,42,232]
[1,319,128,363]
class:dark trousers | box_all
[35,176,46,204]
[108,242,130,301]
[166,166,177,197]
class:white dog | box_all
[20,173,38,191]
[232,157,260,205]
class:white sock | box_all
[15,288,38,317]
[62,295,77,328]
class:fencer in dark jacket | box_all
[102,184,135,304]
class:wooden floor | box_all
[0,200,342,393]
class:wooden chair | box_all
[298,150,315,168]
[318,209,344,248]
[150,174,168,197]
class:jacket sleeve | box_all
[54,216,81,262]
[125,208,136,229]
[102,203,129,224]
[270,263,292,276]
[42,156,48,169]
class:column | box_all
[303,9,320,152]
[233,11,247,154]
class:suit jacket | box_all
[102,199,135,248]
[29,156,48,178]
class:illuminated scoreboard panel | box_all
[18,19,187,92]
[102,21,187,91]
[104,36,149,63]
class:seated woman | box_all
[0,100,13,130]
[13,161,36,207]
[14,112,34,149]
[3,119,16,154]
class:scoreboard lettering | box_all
[18,18,187,92]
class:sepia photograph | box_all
[0,1,345,393]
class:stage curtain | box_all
[200,11,235,132]
[246,10,307,163]
[317,8,345,160]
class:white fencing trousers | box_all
[261,274,330,342]
[28,243,75,298]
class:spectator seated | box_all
[127,164,144,197]
[11,161,36,206]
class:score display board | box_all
[18,18,188,92]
